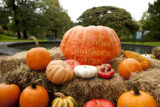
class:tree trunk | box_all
[17,31,21,39]
[55,31,57,39]
[23,30,28,39]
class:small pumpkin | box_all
[65,59,81,69]
[19,79,49,107]
[0,83,20,107]
[84,99,114,107]
[74,65,98,78]
[118,58,143,79]
[124,51,150,70]
[60,25,121,65]
[26,36,51,70]
[117,81,158,107]
[46,60,74,85]
[52,92,77,107]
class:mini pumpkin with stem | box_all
[0,82,20,107]
[26,36,51,70]
[19,79,49,107]
[117,81,158,107]
[52,92,77,107]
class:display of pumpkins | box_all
[74,65,98,78]
[117,82,158,107]
[124,51,150,70]
[52,92,77,107]
[26,36,51,70]
[2,25,159,106]
[46,60,74,85]
[60,25,121,65]
[0,83,20,107]
[118,58,143,79]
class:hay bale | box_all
[1,48,160,106]
[152,46,160,60]
[60,74,126,106]
[129,68,160,106]
[2,64,126,106]
[0,47,65,77]
[149,59,160,68]
[109,57,124,72]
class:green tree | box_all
[0,6,10,30]
[0,0,72,39]
[77,6,138,37]
[141,0,160,40]
[40,0,72,39]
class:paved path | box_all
[0,42,24,56]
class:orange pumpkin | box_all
[60,25,121,65]
[26,36,51,70]
[118,58,143,79]
[19,80,49,107]
[0,83,20,107]
[117,81,158,107]
[46,60,74,85]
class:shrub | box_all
[120,35,131,41]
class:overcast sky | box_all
[59,0,155,22]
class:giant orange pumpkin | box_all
[26,36,51,70]
[118,58,143,79]
[60,25,121,65]
[0,83,20,107]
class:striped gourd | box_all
[52,92,77,107]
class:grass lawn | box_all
[121,41,160,46]
[0,34,48,42]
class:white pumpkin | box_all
[74,65,98,78]
[141,54,155,59]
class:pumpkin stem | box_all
[29,36,39,47]
[127,81,140,96]
[96,100,100,107]
[54,92,65,99]
[31,79,43,89]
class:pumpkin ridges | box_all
[53,67,65,84]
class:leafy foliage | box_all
[141,0,160,41]
[77,6,138,36]
[0,0,72,39]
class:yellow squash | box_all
[124,51,150,70]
